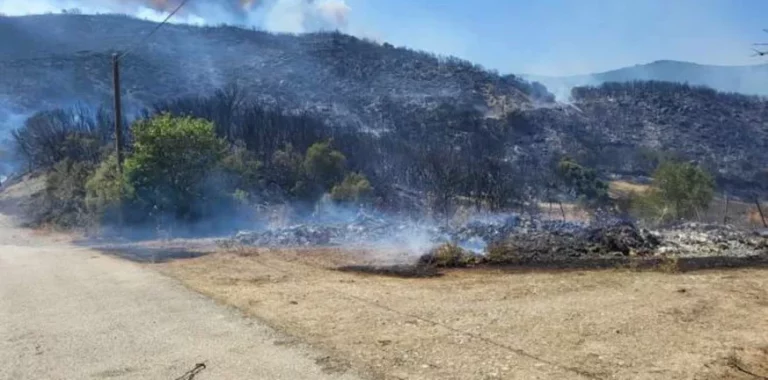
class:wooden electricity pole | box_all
[112,53,125,230]
[112,53,124,174]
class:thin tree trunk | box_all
[755,197,767,228]
[723,192,730,225]
[559,201,566,221]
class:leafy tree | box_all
[301,140,346,193]
[270,143,304,193]
[123,114,227,222]
[219,141,263,197]
[556,157,609,207]
[331,172,373,204]
[654,161,714,219]
[633,160,714,222]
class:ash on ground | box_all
[226,209,768,267]
[656,223,768,257]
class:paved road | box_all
[0,213,361,380]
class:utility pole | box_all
[112,53,124,174]
[112,53,125,230]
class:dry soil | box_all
[159,247,768,380]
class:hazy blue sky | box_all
[2,0,767,75]
[344,0,768,75]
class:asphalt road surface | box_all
[0,213,361,380]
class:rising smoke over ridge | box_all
[0,0,351,33]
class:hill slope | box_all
[0,14,544,129]
[2,14,768,193]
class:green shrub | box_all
[632,161,714,223]
[219,141,263,197]
[330,172,373,204]
[124,114,228,221]
[270,143,304,197]
[556,157,609,207]
[85,154,123,220]
[420,243,479,267]
[302,140,346,191]
[33,159,95,228]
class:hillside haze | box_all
[2,13,768,193]
[0,14,545,129]
[526,60,768,100]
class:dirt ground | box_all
[157,247,768,380]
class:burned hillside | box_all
[3,14,768,215]
[0,14,544,126]
[569,81,768,188]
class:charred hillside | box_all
[567,81,768,187]
[2,14,768,193]
[0,14,548,126]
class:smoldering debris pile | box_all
[481,221,662,266]
[656,223,768,257]
[235,225,334,246]
[231,211,572,250]
[228,210,768,267]
[233,211,430,247]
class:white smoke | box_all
[260,0,349,33]
[0,0,351,33]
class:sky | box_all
[344,0,768,76]
[1,0,768,76]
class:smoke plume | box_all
[0,0,351,33]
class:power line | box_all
[117,0,192,60]
[111,0,193,229]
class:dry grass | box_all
[537,201,592,222]
[609,180,651,197]
[157,247,768,380]
[609,180,768,228]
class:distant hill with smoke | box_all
[525,60,768,100]
[1,13,768,194]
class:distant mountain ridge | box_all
[525,60,768,99]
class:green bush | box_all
[270,143,304,195]
[85,154,123,220]
[330,172,373,204]
[556,157,609,207]
[420,243,479,267]
[302,140,346,191]
[632,161,714,222]
[124,114,228,221]
[219,141,263,198]
[33,159,95,228]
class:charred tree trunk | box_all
[755,197,767,228]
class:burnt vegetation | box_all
[11,88,539,230]
[2,14,768,232]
